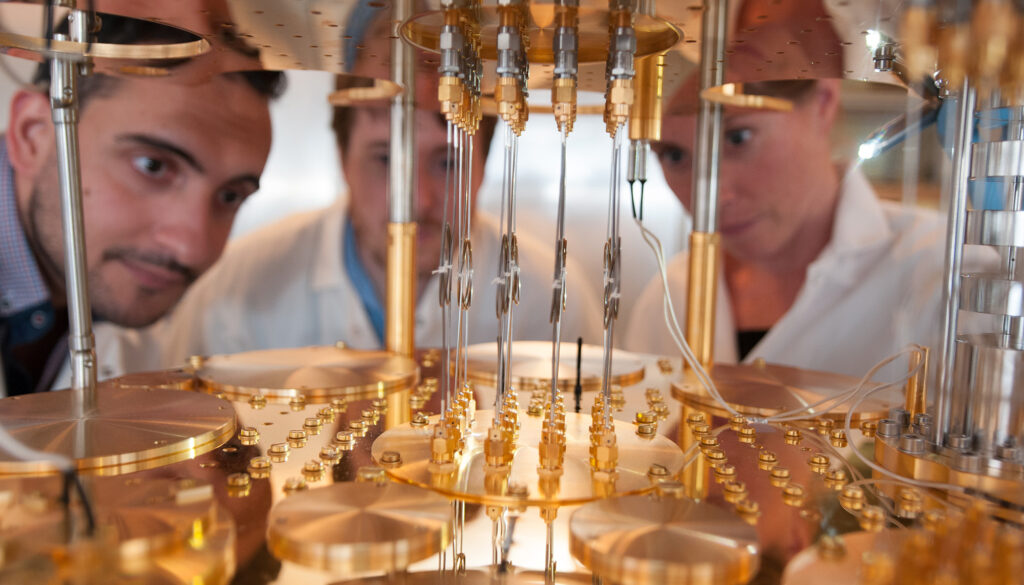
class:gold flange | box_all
[340,569,595,584]
[267,481,450,574]
[460,341,646,393]
[192,346,419,404]
[402,6,680,64]
[0,386,235,476]
[671,361,896,422]
[569,494,760,585]
[371,410,684,508]
[0,475,235,585]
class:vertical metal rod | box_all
[691,0,727,233]
[385,0,416,427]
[50,15,96,416]
[934,81,976,446]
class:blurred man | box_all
[142,67,602,363]
[1,17,284,395]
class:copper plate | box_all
[781,531,878,585]
[0,5,208,64]
[671,362,896,422]
[108,369,196,391]
[0,387,235,476]
[0,475,235,585]
[569,495,760,585]
[335,569,595,584]
[461,341,645,393]
[267,481,450,574]
[372,410,684,507]
[195,346,419,403]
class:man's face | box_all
[652,86,838,263]
[342,106,487,283]
[16,75,272,327]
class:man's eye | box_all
[217,188,252,209]
[656,146,688,167]
[725,128,753,146]
[132,155,169,178]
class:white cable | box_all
[0,422,72,473]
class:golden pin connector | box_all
[484,424,513,469]
[538,418,566,474]
[429,422,458,473]
[605,78,634,135]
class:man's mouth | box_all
[117,257,188,290]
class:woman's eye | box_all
[725,128,753,146]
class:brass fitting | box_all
[552,77,577,134]
[538,419,566,473]
[484,425,512,469]
[590,428,618,475]
[430,423,458,472]
[605,78,634,135]
[629,53,664,142]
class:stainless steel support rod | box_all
[50,17,96,417]
[691,0,727,233]
[934,82,976,446]
[389,0,415,224]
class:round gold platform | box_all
[0,475,235,585]
[108,369,196,391]
[267,481,450,574]
[569,495,760,585]
[461,341,645,393]
[371,410,684,507]
[0,386,235,476]
[781,531,877,585]
[671,362,896,422]
[334,569,595,584]
[0,5,208,66]
[193,346,419,403]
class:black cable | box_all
[573,337,583,413]
[60,469,97,542]
[43,0,55,50]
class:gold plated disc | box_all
[371,410,684,507]
[193,346,419,403]
[108,369,197,391]
[671,362,896,422]
[569,495,760,585]
[0,475,235,585]
[335,569,595,584]
[403,5,681,64]
[0,5,208,64]
[461,341,645,393]
[781,532,877,585]
[0,387,235,476]
[267,481,450,574]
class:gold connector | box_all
[629,53,664,142]
[552,77,577,134]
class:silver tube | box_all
[389,0,415,223]
[50,19,96,416]
[691,0,727,233]
[934,81,976,446]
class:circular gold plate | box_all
[0,6,208,64]
[570,495,760,585]
[461,341,645,393]
[0,386,235,476]
[267,481,450,574]
[403,6,681,63]
[781,531,877,585]
[0,475,235,585]
[671,362,895,422]
[371,410,684,507]
[194,346,419,403]
[108,369,196,391]
[334,569,594,584]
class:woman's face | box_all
[653,81,841,265]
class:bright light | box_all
[865,29,882,51]
[858,140,881,160]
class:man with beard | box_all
[0,18,284,395]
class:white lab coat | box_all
[623,167,994,381]
[108,200,603,372]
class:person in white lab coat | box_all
[119,74,602,370]
[624,78,986,380]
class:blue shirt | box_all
[0,139,60,395]
[342,218,385,346]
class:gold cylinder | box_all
[386,222,416,428]
[686,231,721,371]
[905,345,930,418]
[629,52,665,142]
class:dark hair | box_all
[330,76,498,163]
[32,13,286,104]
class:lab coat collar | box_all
[809,165,893,286]
[311,199,347,291]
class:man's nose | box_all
[153,193,224,273]
[415,169,447,222]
